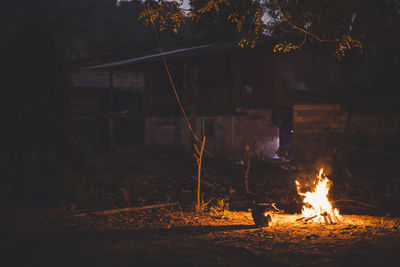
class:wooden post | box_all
[232,55,241,107]
[108,70,114,152]
[344,104,351,141]
[96,116,101,148]
[183,62,189,105]
[244,145,251,194]
[271,55,280,109]
[191,67,199,108]
[144,71,150,114]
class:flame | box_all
[295,168,341,223]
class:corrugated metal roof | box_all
[85,42,239,70]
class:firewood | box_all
[323,214,328,224]
[304,215,318,222]
[71,202,179,217]
[326,214,332,224]
[297,212,341,224]
[332,215,340,223]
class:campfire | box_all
[295,168,341,224]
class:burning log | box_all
[305,215,318,222]
[296,214,318,222]
[295,168,341,224]
[251,202,280,227]
[296,212,339,224]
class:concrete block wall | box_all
[194,116,232,158]
[293,104,346,162]
[293,104,347,134]
[293,104,400,162]
[350,115,400,134]
[144,109,279,160]
[231,110,279,160]
[144,117,192,149]
[195,110,279,160]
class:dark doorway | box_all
[274,106,293,159]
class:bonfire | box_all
[295,168,341,223]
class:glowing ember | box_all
[295,168,341,223]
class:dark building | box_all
[82,41,400,161]
[70,57,145,152]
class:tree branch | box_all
[273,0,337,44]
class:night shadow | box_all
[1,224,260,249]
[161,224,259,235]
[95,224,259,241]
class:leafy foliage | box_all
[139,0,186,33]
[138,0,400,59]
[264,0,400,59]
[139,0,265,47]
[14,0,397,60]
[335,34,363,60]
[7,0,398,60]
[273,42,300,53]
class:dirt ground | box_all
[2,206,400,267]
[2,146,400,266]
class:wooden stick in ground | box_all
[196,135,206,213]
[71,202,179,217]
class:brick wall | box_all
[144,109,279,160]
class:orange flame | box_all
[295,168,341,223]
